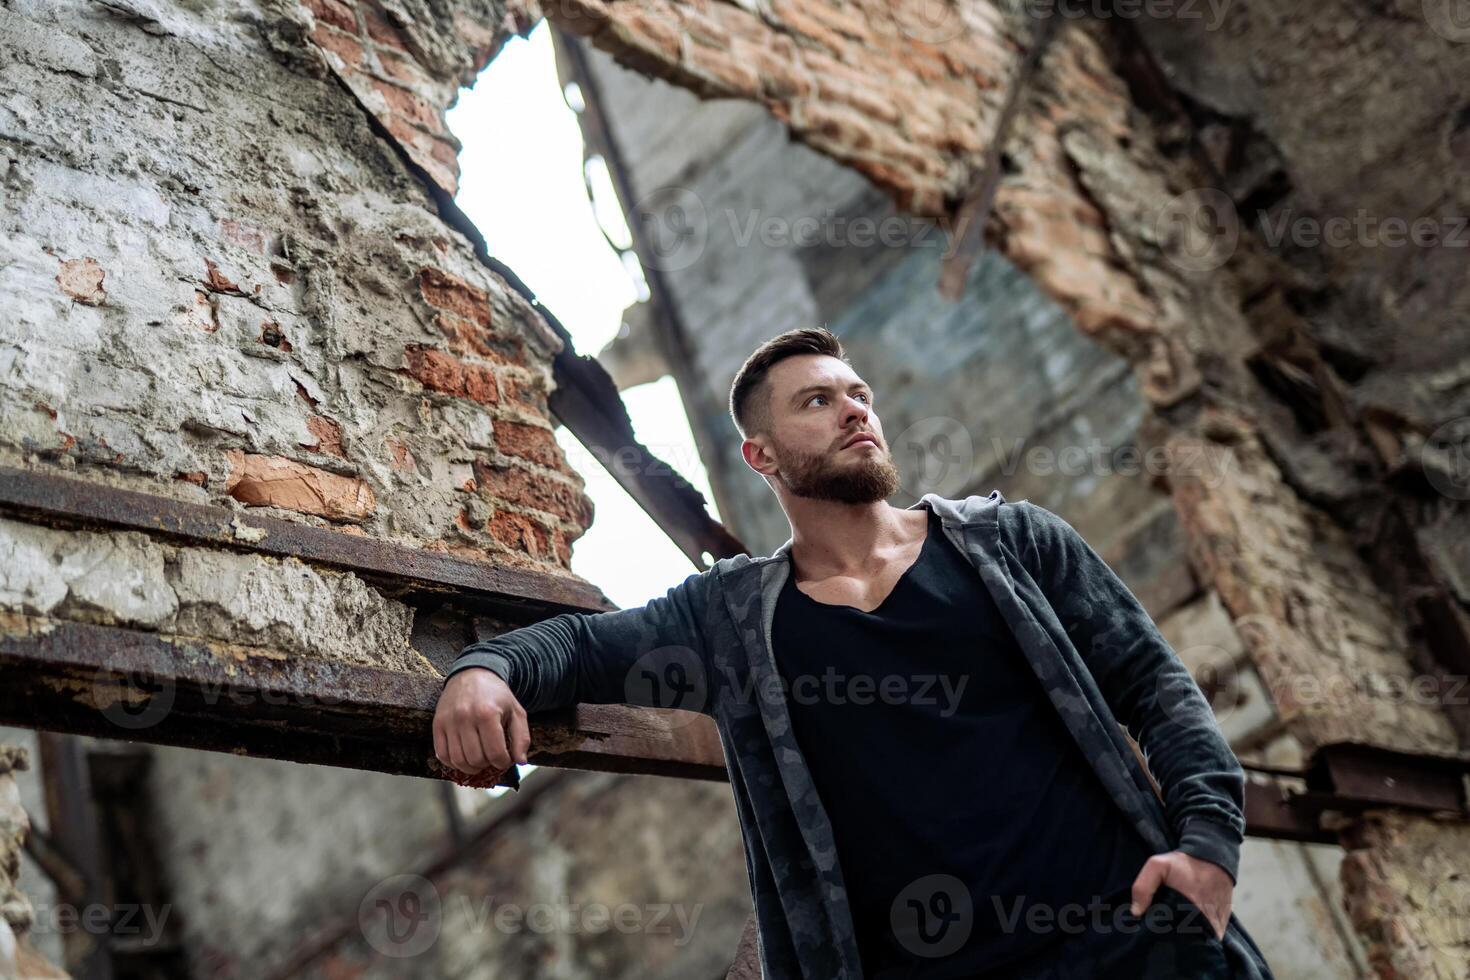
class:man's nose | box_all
[841,395,869,427]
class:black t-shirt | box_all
[771,508,1156,977]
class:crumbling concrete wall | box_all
[1,0,593,584]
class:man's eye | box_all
[809,394,827,407]
[856,392,870,403]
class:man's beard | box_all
[772,437,901,504]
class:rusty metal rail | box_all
[0,465,612,618]
[0,614,726,788]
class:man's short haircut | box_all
[728,326,848,439]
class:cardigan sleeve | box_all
[444,569,715,717]
[1009,500,1247,884]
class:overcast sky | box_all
[448,23,724,611]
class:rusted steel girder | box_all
[0,465,612,619]
[0,615,726,789]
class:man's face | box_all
[751,354,900,504]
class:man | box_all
[434,328,1275,979]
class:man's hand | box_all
[1129,851,1233,940]
[433,668,531,776]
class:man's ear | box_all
[741,437,777,477]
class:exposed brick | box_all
[359,0,406,49]
[493,417,561,467]
[303,0,358,32]
[433,313,530,368]
[418,267,491,327]
[734,36,814,100]
[186,289,220,333]
[56,257,106,305]
[540,0,611,38]
[1339,812,1470,978]
[303,415,346,457]
[426,133,460,169]
[310,23,365,68]
[224,449,376,522]
[382,117,460,194]
[403,345,500,405]
[376,49,430,86]
[487,509,553,560]
[790,0,872,44]
[204,258,242,294]
[797,100,880,153]
[472,461,593,529]
[497,371,548,416]
[385,437,417,473]
[602,4,685,72]
[372,78,441,132]
[700,1,771,42]
[683,36,762,98]
[219,218,270,254]
[770,0,851,53]
[453,9,504,70]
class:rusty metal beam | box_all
[0,615,727,789]
[0,465,612,620]
[1241,776,1335,844]
[938,6,1062,300]
[1295,743,1470,819]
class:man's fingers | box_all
[507,708,531,766]
[431,670,527,775]
[1130,855,1168,916]
[433,719,449,770]
[455,727,488,773]
[476,712,512,772]
[1205,897,1230,940]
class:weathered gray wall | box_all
[1,0,591,576]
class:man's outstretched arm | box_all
[1008,502,1247,886]
[434,570,714,776]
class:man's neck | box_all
[784,498,926,578]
